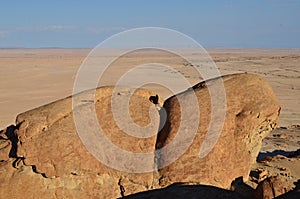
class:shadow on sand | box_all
[257,149,300,161]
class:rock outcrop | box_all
[0,87,163,198]
[157,73,280,189]
[0,73,281,198]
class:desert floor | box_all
[0,48,299,129]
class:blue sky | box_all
[1,0,299,48]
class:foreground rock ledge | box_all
[0,74,280,198]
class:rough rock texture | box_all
[0,74,281,198]
[0,86,163,198]
[276,180,300,199]
[248,125,300,197]
[255,176,287,199]
[157,73,280,189]
[249,154,300,198]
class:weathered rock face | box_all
[0,74,281,198]
[157,73,280,189]
[255,176,287,199]
[0,86,163,198]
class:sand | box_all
[0,48,299,129]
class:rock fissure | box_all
[118,177,126,197]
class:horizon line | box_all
[1,46,300,50]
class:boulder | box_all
[0,73,281,198]
[0,86,162,198]
[156,73,280,189]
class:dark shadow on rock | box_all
[231,177,255,198]
[0,123,24,167]
[149,95,159,105]
[257,149,300,161]
[120,183,252,199]
[3,125,19,158]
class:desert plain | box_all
[0,48,299,129]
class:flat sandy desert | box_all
[0,48,299,129]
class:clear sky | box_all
[1,0,299,48]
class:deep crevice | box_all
[31,165,47,178]
[4,124,21,158]
[12,157,25,168]
[118,178,125,197]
